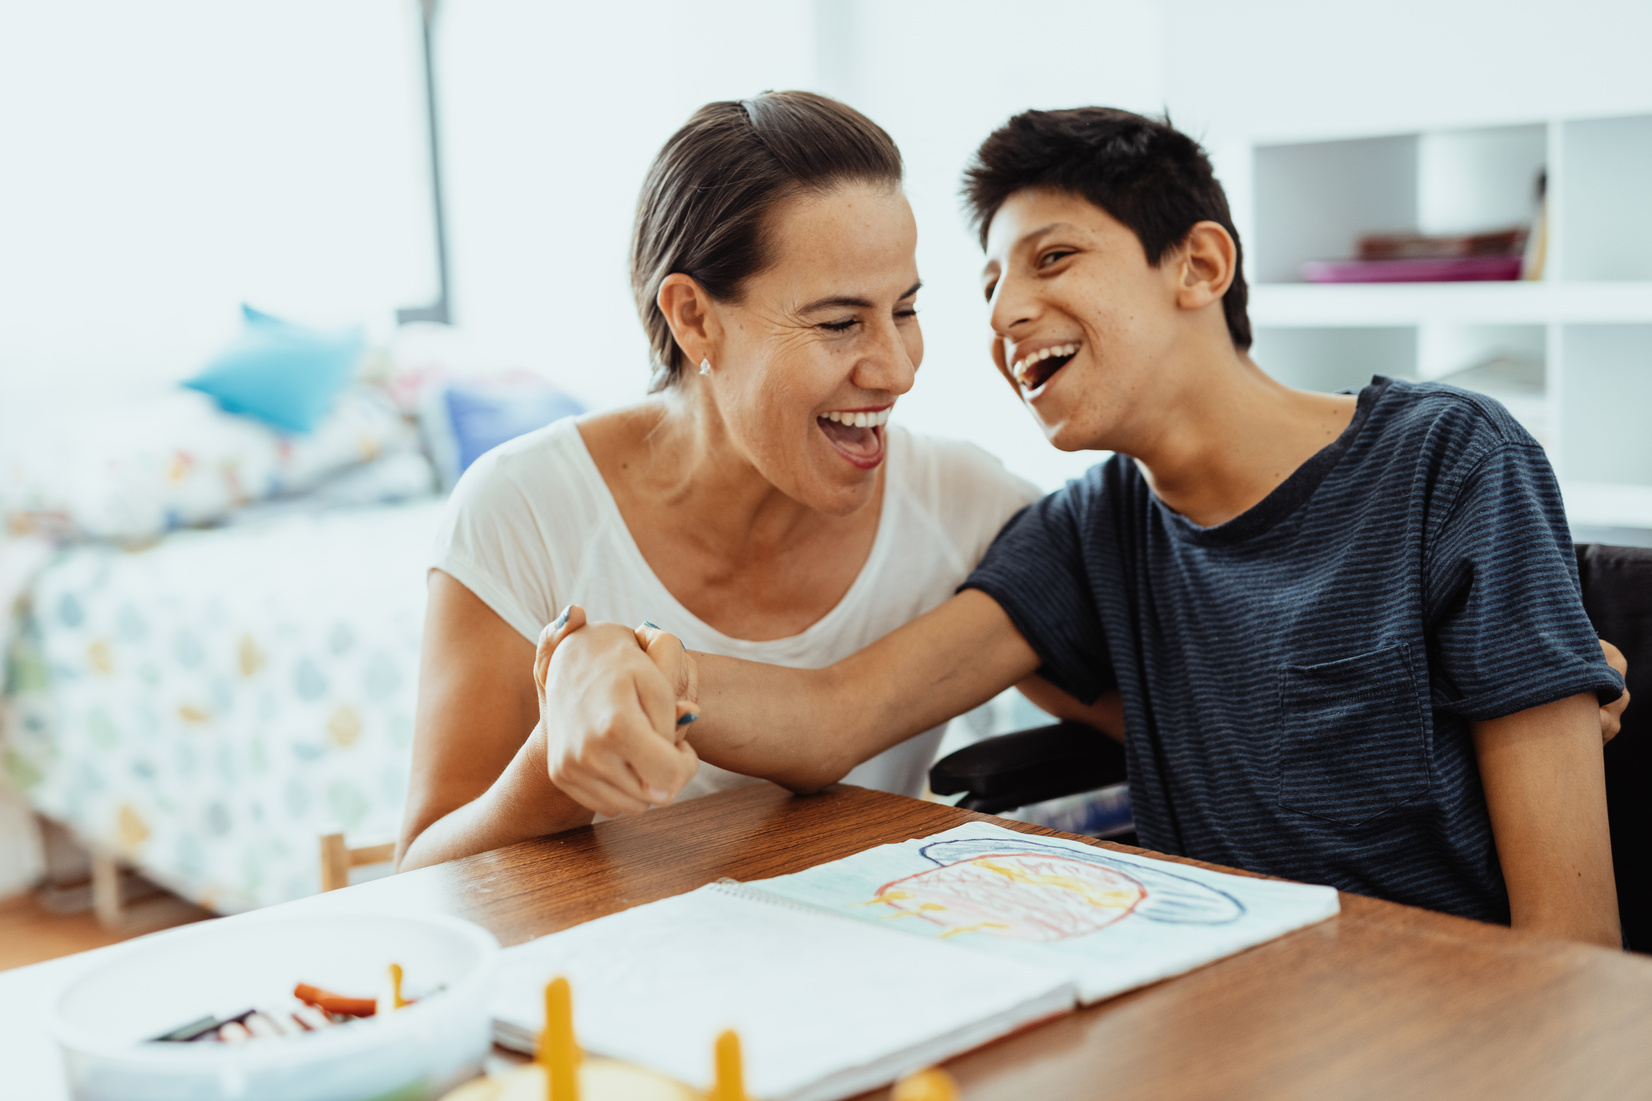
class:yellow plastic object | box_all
[390,963,409,1008]
[439,1060,698,1101]
[538,977,580,1101]
[439,982,727,1101]
[709,1030,745,1101]
[892,1067,960,1101]
[376,961,410,1017]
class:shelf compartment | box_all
[1248,281,1652,327]
[1253,124,1544,285]
[1417,126,1546,238]
[1560,115,1652,281]
[1253,135,1417,284]
[1558,324,1652,486]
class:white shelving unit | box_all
[1246,115,1652,533]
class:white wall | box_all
[0,1,432,415]
[434,0,818,415]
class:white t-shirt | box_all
[430,418,1041,802]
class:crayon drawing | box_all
[749,821,1342,1005]
[864,838,1244,942]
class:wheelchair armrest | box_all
[928,721,1127,815]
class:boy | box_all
[541,109,1626,947]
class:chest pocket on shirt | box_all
[1277,643,1430,826]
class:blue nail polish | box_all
[552,606,570,630]
[642,620,661,630]
[677,713,699,726]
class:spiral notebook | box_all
[489,822,1340,1101]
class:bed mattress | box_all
[2,500,443,912]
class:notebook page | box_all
[748,821,1341,1004]
[488,882,1074,1101]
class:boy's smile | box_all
[1009,339,1083,394]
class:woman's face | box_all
[705,182,922,517]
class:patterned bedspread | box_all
[1,500,443,912]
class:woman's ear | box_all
[658,274,720,366]
[1175,221,1238,310]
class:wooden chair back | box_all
[318,832,396,893]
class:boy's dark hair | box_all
[631,91,903,391]
[963,107,1251,350]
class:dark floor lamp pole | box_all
[398,0,451,325]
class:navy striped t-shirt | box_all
[965,377,1624,922]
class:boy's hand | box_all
[632,622,700,720]
[1599,639,1629,745]
[533,608,699,817]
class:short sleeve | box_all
[961,481,1117,704]
[428,435,580,643]
[1424,442,1624,719]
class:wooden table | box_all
[9,782,1652,1099]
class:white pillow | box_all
[0,386,416,542]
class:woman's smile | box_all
[818,404,893,469]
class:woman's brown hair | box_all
[630,91,903,391]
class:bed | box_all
[2,498,441,912]
[0,303,612,915]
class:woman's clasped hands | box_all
[533,605,701,817]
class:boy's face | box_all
[979,188,1188,453]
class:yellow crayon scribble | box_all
[973,857,1140,910]
[859,890,914,906]
[939,921,1010,939]
[882,903,948,921]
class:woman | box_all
[395,92,1046,870]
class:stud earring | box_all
[699,358,712,376]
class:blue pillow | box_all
[424,378,584,489]
[183,305,364,433]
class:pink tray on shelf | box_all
[1300,255,1524,283]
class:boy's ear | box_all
[1174,221,1238,311]
[657,274,721,366]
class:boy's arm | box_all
[1471,691,1620,948]
[692,590,1043,789]
[538,589,1044,803]
[1014,676,1126,743]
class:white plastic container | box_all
[49,912,500,1101]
